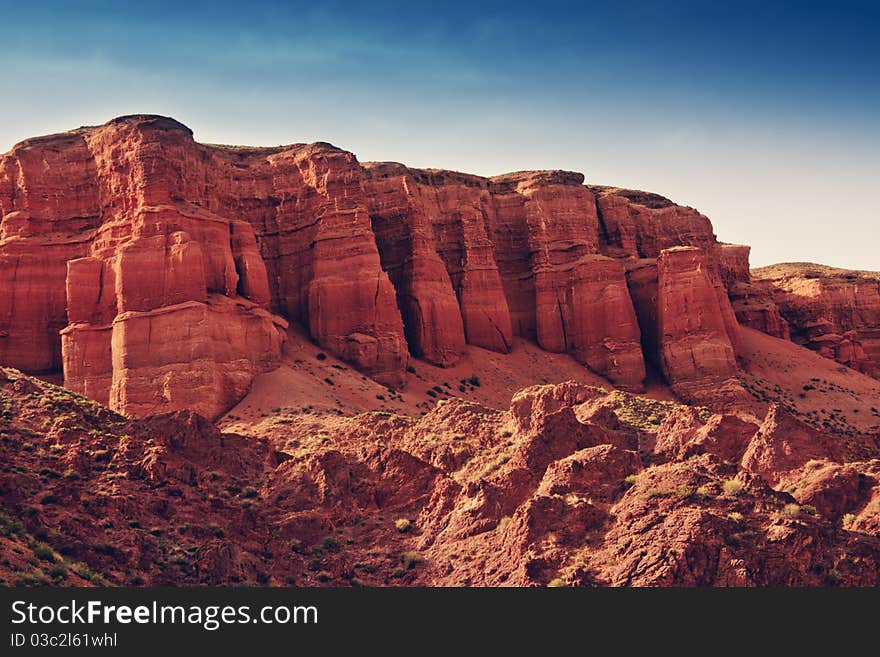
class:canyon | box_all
[1,116,879,587]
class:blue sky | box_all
[2,1,878,269]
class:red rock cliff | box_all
[5,114,830,414]
[362,166,646,388]
[0,116,407,417]
[752,263,880,377]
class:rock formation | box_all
[0,116,406,417]
[741,404,843,486]
[3,369,878,587]
[363,166,646,387]
[752,264,880,377]
[718,244,791,340]
[656,247,740,386]
[2,115,877,416]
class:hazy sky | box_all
[2,1,877,270]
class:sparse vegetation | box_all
[723,479,745,497]
[646,484,694,500]
[48,564,68,580]
[400,552,420,570]
[394,518,412,533]
[32,543,58,563]
[0,512,23,537]
[606,390,710,431]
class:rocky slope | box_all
[2,364,878,587]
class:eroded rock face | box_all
[741,404,842,486]
[591,186,715,258]
[728,279,791,340]
[654,247,741,399]
[0,131,101,373]
[0,116,407,416]
[1,118,292,419]
[752,264,880,377]
[363,166,647,387]
[0,116,771,411]
[20,115,880,413]
[716,244,791,340]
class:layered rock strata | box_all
[752,264,880,377]
[9,114,873,414]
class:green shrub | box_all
[32,543,58,563]
[401,552,420,570]
[0,513,23,537]
[394,518,412,533]
[68,562,108,586]
[723,479,745,497]
[696,485,713,498]
[675,485,696,499]
[48,564,68,580]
